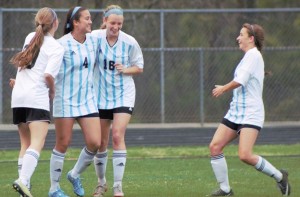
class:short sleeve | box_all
[233,51,257,86]
[44,41,64,78]
[129,38,144,69]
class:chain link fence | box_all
[1,8,300,124]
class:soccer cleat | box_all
[93,183,108,197]
[210,188,234,196]
[67,171,84,197]
[113,184,124,197]
[12,179,33,197]
[277,169,291,196]
[48,188,70,197]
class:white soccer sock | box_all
[18,157,30,188]
[18,157,23,177]
[113,150,127,187]
[94,149,108,185]
[19,149,39,187]
[49,149,65,192]
[254,156,283,182]
[71,147,96,178]
[211,153,230,193]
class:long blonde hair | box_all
[10,7,57,69]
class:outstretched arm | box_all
[212,80,241,98]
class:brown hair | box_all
[100,5,123,29]
[242,23,265,51]
[63,6,87,35]
[10,7,57,69]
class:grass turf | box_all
[0,144,299,197]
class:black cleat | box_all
[211,188,234,196]
[277,169,291,196]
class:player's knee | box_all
[112,134,124,147]
[238,152,252,163]
[209,142,222,155]
[87,140,101,152]
[54,143,69,153]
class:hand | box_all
[9,78,16,88]
[114,63,125,74]
[212,85,224,97]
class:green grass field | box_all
[0,144,299,197]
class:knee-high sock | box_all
[255,156,283,182]
[211,153,230,193]
[49,149,65,192]
[71,147,96,178]
[18,157,23,177]
[18,157,30,188]
[94,149,108,185]
[19,149,39,187]
[113,150,127,187]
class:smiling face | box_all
[236,27,255,52]
[74,9,92,34]
[104,14,124,38]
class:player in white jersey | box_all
[48,7,101,197]
[9,8,63,197]
[91,5,144,197]
[209,23,291,196]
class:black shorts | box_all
[77,113,99,118]
[99,107,134,120]
[54,113,99,119]
[222,118,261,134]
[13,107,51,125]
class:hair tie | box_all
[66,23,70,28]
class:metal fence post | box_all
[160,10,165,123]
[199,48,204,126]
[0,8,3,123]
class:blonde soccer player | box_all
[91,4,144,197]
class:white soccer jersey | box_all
[224,47,265,127]
[53,33,98,117]
[11,32,64,111]
[91,29,144,109]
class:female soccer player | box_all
[91,4,144,197]
[10,7,63,197]
[48,6,101,197]
[209,23,291,196]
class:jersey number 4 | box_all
[83,57,88,68]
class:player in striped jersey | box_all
[48,7,101,197]
[209,23,290,196]
[91,5,144,197]
[10,8,63,197]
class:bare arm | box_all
[212,80,241,98]
[114,64,143,75]
[44,73,55,101]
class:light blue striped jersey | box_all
[53,33,99,117]
[225,47,265,127]
[91,29,144,109]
